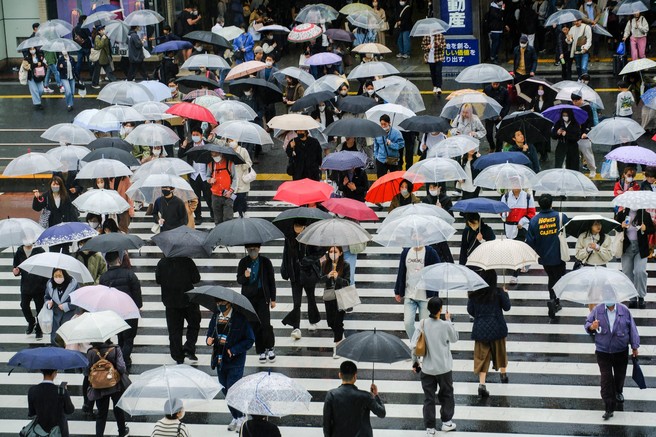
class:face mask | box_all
[537,90,544,96]
[153,148,161,156]
[339,90,347,96]
[213,155,222,162]
[192,135,202,143]
[297,132,307,139]
[586,1,592,4]
[97,182,104,189]
[400,1,406,5]
[169,86,177,93]
[520,43,527,48]
[605,302,615,308]
[265,60,273,67]
[429,189,438,196]
[195,46,203,52]
[244,90,252,97]
[62,50,68,56]
[329,253,339,261]
[319,105,326,112]
[125,126,134,134]
[54,277,64,285]
[400,188,409,197]
[625,177,633,182]
[30,49,36,54]
[161,189,172,197]
[562,116,569,122]
[218,304,229,313]
[383,126,390,132]
[366,89,374,95]
[247,248,259,258]
[267,35,274,40]
[229,140,238,149]
[88,221,99,229]
[51,186,60,193]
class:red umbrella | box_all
[322,197,378,221]
[165,102,217,124]
[365,171,423,204]
[274,179,334,206]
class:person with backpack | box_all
[207,151,237,224]
[500,188,536,285]
[27,369,75,437]
[85,339,130,437]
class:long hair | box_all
[585,221,606,245]
[322,246,344,276]
[468,269,498,303]
[49,175,70,203]
[51,268,72,291]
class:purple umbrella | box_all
[606,146,656,165]
[321,151,368,171]
[305,52,343,66]
[325,28,355,42]
[35,222,98,247]
[542,104,588,125]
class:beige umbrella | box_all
[225,60,267,81]
[267,114,320,131]
[352,43,391,54]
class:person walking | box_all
[322,360,386,437]
[585,302,640,420]
[75,238,107,285]
[421,32,446,94]
[42,50,63,95]
[500,188,536,284]
[509,129,540,172]
[207,151,237,224]
[152,186,189,231]
[240,415,281,437]
[24,46,46,109]
[622,11,649,60]
[91,26,117,88]
[483,83,510,152]
[127,26,148,81]
[486,0,505,64]
[394,0,413,58]
[566,18,592,78]
[13,241,47,340]
[32,176,79,230]
[389,179,420,212]
[155,255,202,364]
[513,34,538,84]
[44,269,78,345]
[151,398,191,437]
[286,130,323,181]
[412,296,458,434]
[552,108,581,171]
[571,92,597,177]
[556,24,573,80]
[575,220,614,311]
[179,127,213,224]
[56,50,78,112]
[529,84,555,162]
[320,246,351,358]
[27,369,75,437]
[72,15,92,77]
[449,104,487,140]
[233,24,255,64]
[459,213,495,266]
[374,114,405,177]
[228,140,253,218]
[457,149,482,199]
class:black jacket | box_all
[529,96,554,113]
[152,195,188,232]
[468,287,511,341]
[241,418,281,437]
[157,56,179,85]
[286,136,323,181]
[320,260,351,290]
[551,120,581,145]
[13,246,48,295]
[483,84,510,118]
[422,193,454,214]
[32,192,79,227]
[281,236,324,283]
[155,257,201,308]
[616,208,655,258]
[128,30,144,63]
[513,45,538,75]
[237,255,277,303]
[56,56,79,81]
[99,266,143,308]
[395,4,413,31]
[486,5,504,32]
[323,383,386,437]
[28,382,75,437]
[460,223,496,265]
[337,168,369,202]
[578,103,595,134]
[73,24,92,49]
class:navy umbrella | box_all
[204,217,284,248]
[36,222,98,246]
[290,91,335,112]
[187,285,259,321]
[632,357,647,389]
[272,207,332,234]
[86,137,132,152]
[336,95,378,114]
[451,198,511,214]
[83,147,140,167]
[9,347,88,371]
[152,40,193,53]
[321,151,368,171]
[472,151,531,171]
[152,226,212,258]
[399,115,451,133]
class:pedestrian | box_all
[283,76,304,112]
[486,0,505,64]
[412,296,458,434]
[207,151,237,224]
[155,255,202,365]
[575,220,613,311]
[179,127,213,224]
[571,92,597,177]
[500,188,536,284]
[509,129,540,172]
[42,49,63,95]
[320,245,351,357]
[556,24,573,80]
[422,183,453,212]
[237,243,277,363]
[585,302,640,420]
[615,81,635,118]
[579,0,602,60]
[261,36,281,63]
[90,26,117,88]
[24,46,46,110]
[127,26,148,81]
[280,219,323,340]
[513,34,538,84]
[389,179,420,212]
[421,31,445,94]
[154,50,179,85]
[529,84,554,162]
[622,11,648,60]
[468,269,511,397]
[613,166,640,198]
[55,50,77,112]
[206,299,255,433]
[566,18,592,78]
[85,339,130,437]
[72,15,92,77]
[99,251,142,371]
[322,360,386,437]
[552,108,581,171]
[457,148,482,199]
[286,130,323,181]
[151,398,191,437]
[75,238,107,285]
[337,165,369,202]
[152,186,189,231]
[393,0,412,58]
[372,0,388,46]
[449,104,487,140]
[27,369,75,437]
[240,415,281,437]
[374,114,405,177]
[233,23,255,64]
[459,213,495,266]
[12,240,47,340]
[483,83,510,152]
[44,268,78,345]
[227,139,253,218]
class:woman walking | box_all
[575,220,614,311]
[44,268,78,345]
[623,12,649,60]
[320,246,351,358]
[56,50,77,112]
[24,46,46,110]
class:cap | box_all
[520,34,528,44]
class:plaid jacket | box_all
[421,34,445,63]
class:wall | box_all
[0,0,43,61]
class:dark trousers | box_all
[234,192,248,217]
[282,277,320,329]
[219,365,245,419]
[420,371,455,428]
[596,350,629,413]
[20,293,44,327]
[95,391,127,437]
[461,187,481,200]
[127,61,148,81]
[117,318,138,367]
[375,159,399,178]
[188,176,212,220]
[485,120,500,152]
[165,305,201,362]
[82,376,94,411]
[554,141,579,171]
[91,62,117,86]
[324,298,345,342]
[428,61,443,88]
[248,294,275,353]
[544,262,566,301]
[490,32,502,61]
[561,58,573,81]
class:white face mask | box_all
[582,80,589,85]
[329,253,339,261]
[30,49,36,54]
[51,185,60,193]
[195,45,203,51]
[429,189,439,197]
[339,90,347,96]
[88,221,99,229]
[228,140,238,149]
[383,125,390,132]
[366,89,374,95]
[625,177,634,182]
[153,148,161,156]
[319,105,326,112]
[169,86,177,93]
[520,42,527,48]
[62,50,68,57]
[562,116,569,122]
[123,126,133,134]
[192,135,202,143]
[400,188,409,197]
[244,90,252,97]
[537,90,544,96]
[54,277,64,285]
[213,155,222,162]
[265,61,273,67]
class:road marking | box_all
[0,128,46,132]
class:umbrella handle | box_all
[372,361,375,384]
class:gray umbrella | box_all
[323,118,386,138]
[186,285,259,321]
[273,207,332,233]
[81,233,145,253]
[152,227,212,258]
[204,217,284,249]
[296,218,372,247]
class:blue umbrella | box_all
[8,347,88,371]
[94,4,120,12]
[641,88,656,110]
[35,222,98,247]
[321,151,368,171]
[451,198,510,214]
[472,152,531,171]
[541,104,588,126]
[152,40,193,53]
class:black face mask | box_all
[162,189,172,197]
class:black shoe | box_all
[478,384,489,397]
[184,350,198,361]
[547,301,556,319]
[82,404,96,419]
[35,329,43,340]
[67,106,74,112]
[26,323,35,335]
[638,298,646,309]
[554,301,563,313]
[119,426,130,437]
[35,104,44,110]
[500,373,509,384]
[194,218,202,226]
[602,411,613,420]
[628,300,638,309]
[616,393,624,403]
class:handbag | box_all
[413,319,427,357]
[19,62,28,85]
[335,285,360,311]
[575,35,587,53]
[323,288,337,301]
[89,48,101,62]
[286,159,295,176]
[38,208,51,228]
[558,213,570,262]
[242,167,257,184]
[37,303,53,334]
[611,230,625,258]
[20,418,60,437]
[33,66,46,78]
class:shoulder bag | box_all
[89,48,101,63]
[242,166,257,184]
[558,213,570,262]
[611,229,625,258]
[413,319,427,357]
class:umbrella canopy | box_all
[288,23,323,42]
[18,251,93,284]
[192,94,223,108]
[204,217,284,248]
[152,40,193,53]
[304,74,348,95]
[399,115,451,134]
[455,63,513,84]
[181,53,231,70]
[226,371,311,417]
[274,179,334,205]
[374,215,455,247]
[496,111,554,144]
[124,123,180,147]
[274,67,316,88]
[132,158,194,180]
[335,95,378,113]
[208,100,257,123]
[36,222,98,247]
[346,10,385,30]
[187,285,258,320]
[617,0,649,15]
[352,42,391,54]
[533,169,599,197]
[365,170,423,203]
[589,118,645,145]
[3,152,62,176]
[336,328,410,363]
[542,104,589,125]
[641,87,656,110]
[340,3,374,14]
[347,61,399,80]
[139,81,173,102]
[554,267,638,304]
[605,145,656,165]
[183,89,223,102]
[166,102,217,124]
[410,17,451,36]
[117,364,223,416]
[228,77,283,104]
[373,76,425,112]
[72,189,130,215]
[268,114,320,131]
[385,203,455,225]
[81,233,145,254]
[273,207,332,232]
[612,190,656,210]
[152,226,212,258]
[184,30,230,48]
[466,239,539,270]
[545,9,585,26]
[77,159,133,179]
[324,118,386,137]
[257,24,291,33]
[16,36,48,52]
[592,24,613,37]
[126,174,196,203]
[515,77,557,103]
[306,52,343,66]
[91,105,146,124]
[104,20,130,43]
[187,143,246,165]
[214,25,243,41]
[473,162,538,190]
[57,310,130,344]
[365,103,416,127]
[472,151,532,171]
[86,137,133,152]
[175,74,221,90]
[8,347,88,371]
[323,197,378,221]
[296,3,339,23]
[36,20,73,38]
[70,285,141,320]
[416,263,489,292]
[41,123,95,145]
[619,58,656,75]
[553,80,605,109]
[440,92,502,120]
[45,145,91,172]
[291,91,338,112]
[450,198,511,214]
[562,214,621,238]
[403,157,468,184]
[41,38,81,53]
[97,81,154,105]
[297,218,371,247]
[321,151,367,171]
[0,218,44,248]
[123,9,164,26]
[213,120,273,145]
[426,135,479,159]
[225,60,267,81]
[75,109,120,132]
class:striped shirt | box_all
[151,418,190,437]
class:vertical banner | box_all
[440,0,473,35]
[440,0,479,66]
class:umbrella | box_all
[304,75,348,95]
[632,357,647,389]
[152,40,193,53]
[175,75,221,90]
[185,90,223,102]
[208,100,257,123]
[533,168,599,197]
[104,20,130,43]
[325,29,355,43]
[225,60,267,81]
[542,104,589,125]
[16,36,48,52]
[186,285,258,320]
[46,145,91,172]
[36,20,73,39]
[641,87,656,110]
[426,135,479,159]
[57,310,130,344]
[365,103,415,127]
[214,25,243,41]
[8,347,88,371]
[41,38,81,53]
[322,197,378,221]
[347,61,399,80]
[589,118,645,145]
[132,158,194,180]
[117,364,223,416]
[385,203,456,225]
[0,218,44,248]
[374,215,455,247]
[229,77,283,104]
[399,115,451,134]
[291,91,335,112]
[123,9,164,26]
[288,23,323,43]
[617,0,649,15]
[562,214,621,237]
[75,109,120,132]
[305,52,343,66]
[139,81,174,102]
[324,118,386,138]
[126,174,196,203]
[340,3,374,14]
[321,151,368,171]
[515,77,557,103]
[472,151,532,171]
[373,76,425,112]
[124,123,180,147]
[268,114,320,131]
[365,170,423,203]
[474,162,538,190]
[416,263,488,292]
[273,207,332,232]
[466,239,539,270]
[36,222,98,247]
[184,30,230,48]
[592,24,613,37]
[204,217,284,248]
[335,328,411,382]
[81,233,145,254]
[455,63,513,84]
[274,179,334,205]
[97,81,154,105]
[213,120,273,146]
[86,137,133,152]
[346,10,385,30]
[335,95,378,114]
[296,3,339,23]
[352,43,391,54]
[186,143,246,165]
[226,371,311,417]
[152,226,212,258]
[403,157,468,184]
[41,123,95,145]
[440,93,502,120]
[545,9,585,26]
[606,146,656,166]
[450,198,511,214]
[612,190,656,210]
[166,102,217,124]
[554,266,638,304]
[18,251,94,283]
[496,111,554,144]
[72,189,130,215]
[553,80,605,109]
[297,218,372,246]
[77,158,133,179]
[70,285,141,320]
[3,152,61,176]
[258,24,291,33]
[409,17,451,37]
[274,67,316,88]
[91,105,145,124]
[619,58,656,76]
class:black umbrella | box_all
[81,233,145,253]
[324,118,386,138]
[336,95,378,114]
[152,226,212,258]
[273,207,332,233]
[87,137,133,152]
[204,217,284,249]
[187,143,246,165]
[183,30,231,49]
[83,147,140,167]
[632,356,647,389]
[228,78,283,105]
[496,111,554,145]
[290,91,335,112]
[399,115,451,133]
[186,285,259,321]
[562,215,621,238]
[515,76,557,103]
[176,75,221,90]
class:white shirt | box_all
[405,247,427,301]
[189,141,207,181]
[606,306,617,333]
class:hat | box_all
[254,46,263,54]
[570,92,582,101]
[164,398,184,415]
[520,34,528,44]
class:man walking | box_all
[374,114,405,177]
[286,130,323,181]
[566,18,592,78]
[483,82,510,152]
[27,369,75,437]
[72,15,92,77]
[13,240,47,340]
[513,34,538,84]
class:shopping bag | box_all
[616,42,625,56]
[37,304,53,334]
[411,319,426,357]
[335,285,361,311]
[611,230,625,258]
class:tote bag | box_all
[335,285,361,311]
[558,213,570,262]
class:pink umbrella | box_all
[322,198,379,221]
[305,52,342,66]
[225,60,267,81]
[288,23,323,43]
[69,285,141,320]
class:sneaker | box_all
[509,276,518,285]
[59,86,65,93]
[589,172,596,178]
[478,384,489,398]
[396,53,403,58]
[291,328,302,340]
[638,298,646,309]
[500,373,509,383]
[26,323,35,335]
[602,411,613,420]
[616,393,624,403]
[547,300,556,319]
[43,87,54,93]
[259,352,267,362]
[91,84,101,89]
[436,87,442,94]
[234,416,246,432]
[441,421,457,432]
[426,428,437,435]
[308,323,318,332]
[227,418,238,431]
[402,54,410,59]
[267,349,276,362]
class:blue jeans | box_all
[75,48,90,76]
[218,365,245,419]
[574,52,589,78]
[62,78,75,108]
[404,298,429,340]
[27,79,44,105]
[397,30,411,56]
[44,64,61,88]
[343,250,357,285]
[490,32,502,61]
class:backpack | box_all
[88,348,120,390]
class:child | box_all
[616,81,635,118]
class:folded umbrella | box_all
[166,102,217,124]
[225,60,267,81]
[204,217,284,249]
[322,197,378,221]
[372,76,425,113]
[81,233,145,254]
[348,61,399,80]
[605,145,656,166]
[403,157,468,184]
[3,152,62,177]
[553,80,605,109]
[57,310,130,344]
[228,77,283,105]
[273,207,332,233]
[123,9,164,26]
[306,52,342,66]
[70,285,141,320]
[440,93,502,120]
[321,151,367,171]
[365,170,423,203]
[291,91,336,112]
[183,30,231,48]
[542,104,589,126]
[515,77,557,103]
[562,214,620,237]
[455,63,513,84]
[152,226,212,258]
[73,189,130,215]
[426,135,479,159]
[496,111,554,145]
[152,40,193,53]
[335,95,378,114]
[554,266,638,304]
[324,118,386,138]
[473,162,538,190]
[410,17,451,36]
[97,81,154,105]
[45,145,91,172]
[297,218,372,246]
[632,357,647,389]
[416,263,488,292]
[8,347,88,371]
[374,215,455,247]
[86,137,133,152]
[325,28,355,42]
[533,168,599,197]
[288,23,323,43]
[124,123,180,147]
[213,120,273,146]
[42,123,95,145]
[18,251,94,283]
[0,218,44,248]
[226,371,311,417]
[612,190,656,210]
[399,115,451,134]
[385,203,455,225]
[274,179,334,206]
[77,158,133,179]
[450,198,511,214]
[181,54,231,70]
[208,100,257,123]
[187,285,258,320]
[36,222,98,247]
[472,151,532,171]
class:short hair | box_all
[464,212,480,223]
[399,178,413,192]
[80,15,87,22]
[41,369,56,376]
[618,80,628,89]
[379,114,391,124]
[339,360,358,381]
[245,243,261,249]
[427,296,443,318]
[364,80,374,88]
[102,218,119,233]
[32,23,40,30]
[163,24,171,32]
[190,126,203,134]
[645,167,656,178]
[105,251,120,265]
[538,193,553,210]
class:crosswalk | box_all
[0,181,654,436]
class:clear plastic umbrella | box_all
[0,218,44,248]
[374,215,455,247]
[193,95,223,108]
[126,174,196,203]
[347,61,399,80]
[554,266,638,304]
[57,310,130,344]
[410,18,451,37]
[90,105,145,125]
[208,100,257,123]
[214,25,243,41]
[46,144,91,172]
[82,11,118,28]
[617,0,649,15]
[181,54,231,70]
[16,36,48,52]
[2,152,62,176]
[440,92,503,120]
[365,103,416,127]
[117,364,223,416]
[73,189,130,215]
[97,81,155,105]
[346,10,385,30]
[588,117,645,145]
[41,123,95,145]
[77,159,132,179]
[226,371,311,417]
[18,251,94,283]
[125,123,179,147]
[296,218,372,246]
[104,20,130,43]
[213,120,273,145]
[618,58,656,75]
[466,239,539,271]
[304,74,347,95]
[132,101,174,120]
[612,190,656,210]
[74,109,120,132]
[455,63,513,84]
[544,9,585,26]
[553,80,605,109]
[426,135,479,158]
[296,3,339,23]
[473,162,538,190]
[139,81,172,102]
[533,169,598,197]
[416,263,488,292]
[403,157,468,184]
[373,76,425,113]
[41,38,81,53]
[70,285,141,320]
[384,202,456,225]
[36,20,74,39]
[274,67,316,88]
[132,158,194,181]
[123,9,164,26]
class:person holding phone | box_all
[320,246,351,358]
[27,370,75,436]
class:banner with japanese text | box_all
[443,38,479,67]
[440,0,473,35]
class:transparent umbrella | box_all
[473,162,538,190]
[74,109,120,132]
[123,9,164,26]
[554,80,605,109]
[57,310,130,344]
[73,189,130,215]
[440,92,503,120]
[46,144,91,172]
[82,11,118,28]
[426,135,479,158]
[41,38,81,53]
[416,263,488,292]
[125,123,179,147]
[132,101,174,120]
[36,20,74,39]
[410,18,451,36]
[304,74,347,94]
[213,120,273,145]
[226,371,311,417]
[0,218,44,248]
[347,61,399,80]
[588,117,645,145]
[208,100,257,123]
[455,63,513,84]
[296,3,339,23]
[384,203,456,225]
[104,20,130,43]
[612,190,656,210]
[544,9,585,26]
[554,266,638,304]
[617,0,649,15]
[18,251,94,283]
[618,58,656,75]
[374,215,455,247]
[365,103,415,127]
[346,10,385,30]
[274,67,316,88]
[2,152,62,176]
[76,159,132,180]
[296,218,372,246]
[139,81,172,102]
[42,123,95,145]
[126,174,196,203]
[214,25,243,41]
[403,157,468,184]
[70,285,141,320]
[97,81,155,105]
[533,169,599,197]
[181,54,231,70]
[132,158,194,181]
[373,76,425,113]
[193,95,223,108]
[90,105,145,125]
[16,36,48,52]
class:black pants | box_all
[461,187,481,200]
[188,176,212,220]
[428,61,443,88]
[248,294,275,353]
[561,58,573,81]
[82,376,94,411]
[234,192,248,217]
[117,319,138,367]
[544,262,566,301]
[596,350,629,413]
[165,304,201,362]
[485,119,500,152]
[324,298,345,342]
[554,141,579,171]
[126,61,148,81]
[282,276,320,329]
[375,159,399,178]
[20,293,43,327]
[421,371,455,428]
[95,390,127,437]
[91,62,117,86]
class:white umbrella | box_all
[0,218,45,247]
[544,9,585,26]
[612,190,656,210]
[208,100,257,123]
[347,61,399,80]
[73,189,130,215]
[46,144,91,172]
[403,157,467,184]
[384,203,456,225]
[619,58,656,75]
[214,25,243,41]
[123,9,164,26]
[139,81,173,102]
[267,114,320,131]
[74,109,120,132]
[41,123,96,145]
[226,371,311,417]
[372,76,425,113]
[90,105,146,125]
[70,285,141,320]
[57,310,130,344]
[132,101,174,120]
[554,266,638,304]
[77,159,133,180]
[274,67,316,88]
[440,92,503,120]
[192,95,223,108]
[36,20,73,39]
[474,162,538,190]
[126,174,196,203]
[181,54,231,70]
[18,251,94,283]
[416,263,489,292]
[3,152,62,176]
[41,38,81,53]
[455,63,513,84]
[297,218,372,246]
[426,135,479,158]
[409,18,450,37]
[104,20,130,43]
[533,169,598,197]
[365,103,416,127]
[588,117,645,145]
[466,239,539,270]
[132,158,194,181]
[554,80,605,109]
[213,120,273,145]
[125,123,180,147]
[374,215,455,247]
[304,74,347,95]
[97,81,155,105]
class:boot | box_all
[35,325,43,340]
[478,384,489,397]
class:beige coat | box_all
[233,145,253,194]
[575,232,613,265]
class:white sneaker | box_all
[227,418,238,431]
[433,87,439,93]
[308,323,318,331]
[259,352,266,362]
[441,421,456,432]
[396,53,403,58]
[291,328,302,340]
[234,416,246,432]
[589,172,596,178]
[426,428,437,436]
[436,87,442,94]
[402,54,410,59]
[267,349,276,362]
[59,86,65,93]
[43,87,54,94]
[509,276,518,285]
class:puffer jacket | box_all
[99,266,142,308]
[468,288,511,341]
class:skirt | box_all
[473,337,508,373]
